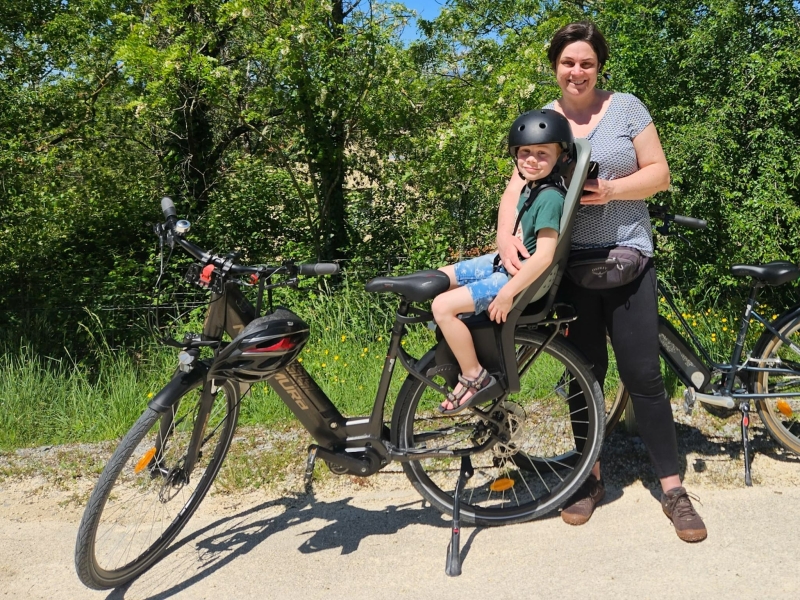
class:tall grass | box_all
[0,344,174,449]
[3,271,758,451]
[0,283,436,451]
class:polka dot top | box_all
[545,93,655,256]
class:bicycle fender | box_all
[751,303,800,358]
[147,362,210,413]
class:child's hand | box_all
[488,290,514,323]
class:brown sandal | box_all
[438,368,498,416]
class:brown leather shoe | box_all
[561,475,605,525]
[661,486,708,542]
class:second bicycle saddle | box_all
[730,260,800,286]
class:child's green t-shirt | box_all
[513,185,565,255]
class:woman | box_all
[496,21,707,542]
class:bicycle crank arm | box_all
[684,388,735,410]
[311,445,380,476]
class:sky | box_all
[397,0,445,41]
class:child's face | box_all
[516,143,562,181]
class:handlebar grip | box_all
[297,263,340,276]
[161,197,177,221]
[672,215,707,230]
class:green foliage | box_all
[2,0,799,363]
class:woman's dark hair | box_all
[547,21,609,71]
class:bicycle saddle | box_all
[365,270,451,302]
[730,260,800,286]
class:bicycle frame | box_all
[657,279,800,402]
[147,280,570,478]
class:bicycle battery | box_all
[658,317,711,392]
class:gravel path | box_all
[1,405,799,600]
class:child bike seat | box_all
[365,269,451,302]
[730,261,800,286]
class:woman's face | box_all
[555,41,600,98]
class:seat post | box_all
[723,282,762,395]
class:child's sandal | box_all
[438,368,498,416]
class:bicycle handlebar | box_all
[671,214,707,230]
[649,206,707,231]
[161,196,177,222]
[158,197,339,279]
[297,263,340,276]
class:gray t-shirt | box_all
[545,93,655,256]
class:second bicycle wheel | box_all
[75,377,240,590]
[754,315,800,455]
[391,329,604,526]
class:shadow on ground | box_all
[106,493,451,600]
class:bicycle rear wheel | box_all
[391,329,604,526]
[754,315,800,455]
[75,378,240,590]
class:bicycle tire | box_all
[606,384,628,435]
[391,329,604,526]
[753,315,800,455]
[75,378,240,590]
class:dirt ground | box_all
[2,404,799,600]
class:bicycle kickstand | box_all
[445,455,474,577]
[740,401,753,487]
[304,445,318,495]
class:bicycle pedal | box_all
[683,388,696,415]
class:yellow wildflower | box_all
[721,318,727,323]
[321,363,327,368]
[334,355,339,361]
[298,357,303,363]
[341,335,346,342]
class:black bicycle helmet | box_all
[507,109,574,157]
[507,109,576,184]
[208,307,310,382]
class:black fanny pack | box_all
[566,246,649,289]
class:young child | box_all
[432,109,574,415]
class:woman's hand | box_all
[488,289,514,324]
[497,232,529,276]
[580,178,615,205]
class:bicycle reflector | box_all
[489,477,515,492]
[134,447,157,474]
[776,399,794,417]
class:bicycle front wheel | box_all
[391,329,604,526]
[754,315,800,455]
[75,378,240,590]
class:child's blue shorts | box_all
[453,253,511,314]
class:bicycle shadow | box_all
[599,419,800,503]
[104,491,461,600]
